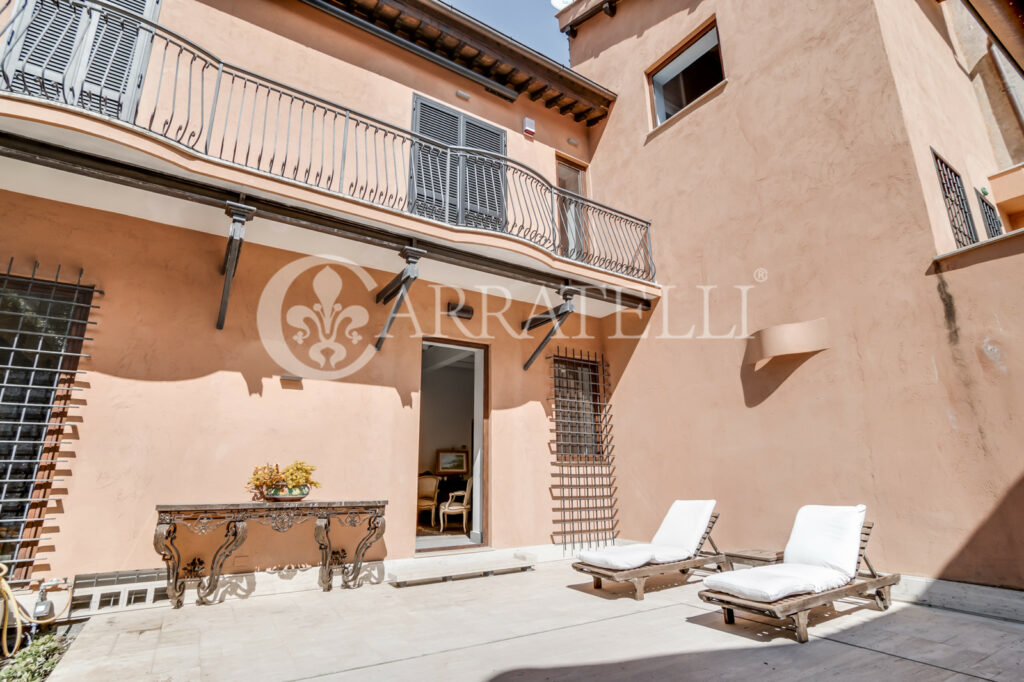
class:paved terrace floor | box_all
[51,560,1024,681]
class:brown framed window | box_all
[555,158,587,258]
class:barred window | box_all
[976,189,1004,239]
[933,152,979,248]
[551,350,616,550]
[0,266,95,585]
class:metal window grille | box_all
[976,189,1004,239]
[933,152,979,248]
[550,349,616,552]
[0,260,97,585]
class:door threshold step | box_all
[387,556,534,587]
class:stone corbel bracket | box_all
[744,317,830,366]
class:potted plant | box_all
[246,461,321,501]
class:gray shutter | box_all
[412,95,506,229]
[463,119,505,230]
[412,97,460,222]
[78,0,152,120]
[1,0,156,121]
[3,0,88,102]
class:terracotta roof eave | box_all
[305,0,616,121]
[412,0,617,105]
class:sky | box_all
[440,0,571,65]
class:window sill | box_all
[645,79,728,145]
[933,226,1024,264]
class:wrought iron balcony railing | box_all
[0,0,656,281]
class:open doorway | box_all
[416,341,485,551]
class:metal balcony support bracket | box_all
[522,286,580,370]
[374,246,427,351]
[216,201,257,330]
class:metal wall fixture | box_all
[374,246,426,351]
[446,301,474,320]
[217,201,256,329]
[0,0,656,282]
[521,285,578,370]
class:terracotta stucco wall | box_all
[573,0,1024,588]
[0,189,606,577]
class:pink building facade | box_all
[0,0,1020,608]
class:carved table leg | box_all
[342,512,385,589]
[154,522,184,608]
[315,517,334,592]
[196,520,248,605]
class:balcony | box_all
[0,0,655,282]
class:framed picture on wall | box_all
[437,449,469,474]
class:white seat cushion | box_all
[702,563,850,602]
[784,504,866,579]
[578,499,716,571]
[578,545,654,571]
[650,499,716,559]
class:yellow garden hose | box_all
[0,563,72,658]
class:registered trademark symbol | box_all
[754,268,768,283]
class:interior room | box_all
[416,342,483,551]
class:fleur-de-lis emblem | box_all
[285,267,369,368]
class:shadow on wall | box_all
[938,472,1024,590]
[739,350,823,407]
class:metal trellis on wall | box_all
[550,348,617,553]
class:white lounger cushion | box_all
[578,499,716,570]
[578,545,656,570]
[651,499,717,559]
[702,563,850,602]
[784,504,867,579]
[578,543,697,570]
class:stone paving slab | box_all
[49,560,1024,681]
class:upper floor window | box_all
[976,189,1004,239]
[411,95,506,231]
[556,158,587,257]
[932,151,979,248]
[651,24,724,125]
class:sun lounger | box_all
[698,504,900,643]
[572,500,727,600]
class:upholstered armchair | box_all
[439,479,472,533]
[417,475,440,527]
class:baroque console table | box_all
[153,500,387,607]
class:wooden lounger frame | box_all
[698,521,900,643]
[571,512,727,600]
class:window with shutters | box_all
[411,95,507,231]
[1,0,159,121]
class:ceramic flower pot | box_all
[264,484,310,502]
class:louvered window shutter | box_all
[2,0,88,102]
[411,95,506,230]
[78,0,153,120]
[412,98,460,222]
[2,0,157,121]
[462,119,505,230]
